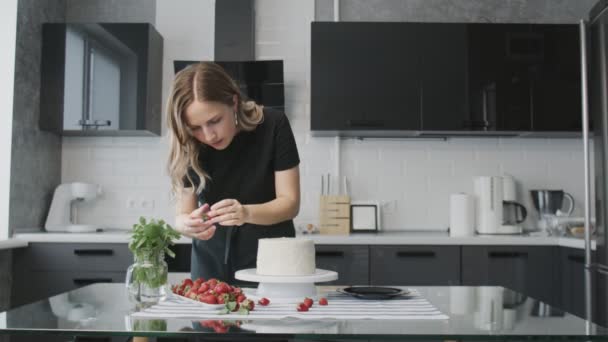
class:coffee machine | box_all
[474,176,527,234]
[45,182,102,233]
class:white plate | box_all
[169,292,225,311]
[234,268,338,283]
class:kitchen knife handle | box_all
[315,251,345,258]
[73,278,113,286]
[488,251,528,259]
[73,249,114,256]
[396,251,436,258]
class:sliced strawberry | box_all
[318,297,328,305]
[296,302,309,312]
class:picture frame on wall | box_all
[350,203,379,233]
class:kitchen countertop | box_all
[11,230,596,250]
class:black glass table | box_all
[1,283,607,341]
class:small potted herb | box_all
[126,217,181,304]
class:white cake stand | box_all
[234,268,338,303]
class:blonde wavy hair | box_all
[166,62,264,196]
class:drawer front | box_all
[315,245,369,285]
[370,245,461,285]
[25,243,132,272]
[12,270,125,307]
[462,246,556,304]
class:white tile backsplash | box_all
[61,0,589,232]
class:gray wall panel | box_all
[10,0,66,234]
[66,0,156,23]
[215,0,254,60]
[317,0,596,22]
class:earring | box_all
[234,111,238,126]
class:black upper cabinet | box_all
[530,25,582,131]
[311,22,582,136]
[311,22,422,132]
[468,23,581,133]
[468,24,534,131]
[420,24,469,131]
[40,23,163,136]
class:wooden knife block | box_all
[319,195,351,235]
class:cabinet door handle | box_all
[488,251,528,258]
[73,278,113,286]
[73,249,114,256]
[396,251,436,258]
[346,119,385,128]
[568,255,585,264]
[316,251,345,258]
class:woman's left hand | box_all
[208,199,249,226]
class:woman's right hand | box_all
[179,203,217,240]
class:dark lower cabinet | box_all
[462,246,558,305]
[11,243,131,307]
[370,246,460,285]
[560,247,587,318]
[315,245,369,286]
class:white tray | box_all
[169,292,225,311]
[234,268,338,283]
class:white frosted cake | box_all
[256,237,316,276]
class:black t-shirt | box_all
[184,108,300,283]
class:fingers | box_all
[210,199,235,212]
[190,203,210,218]
[208,213,237,225]
[194,226,216,240]
[207,205,236,218]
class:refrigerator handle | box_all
[579,19,593,324]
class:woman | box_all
[166,62,300,284]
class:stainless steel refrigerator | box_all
[585,0,608,327]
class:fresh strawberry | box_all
[197,283,209,294]
[233,287,243,294]
[303,297,313,308]
[182,278,193,287]
[217,294,227,304]
[200,294,218,304]
[186,290,198,299]
[193,278,204,287]
[296,302,309,312]
[207,278,218,288]
[236,294,246,303]
[241,299,255,311]
[214,282,230,294]
[318,297,328,306]
[258,297,270,306]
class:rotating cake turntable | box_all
[234,268,338,303]
[237,237,339,303]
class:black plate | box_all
[338,286,409,300]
